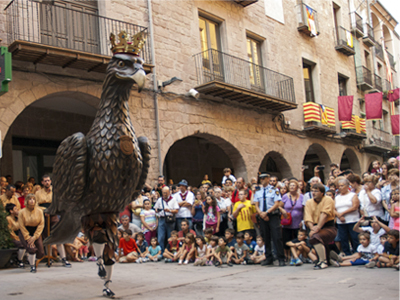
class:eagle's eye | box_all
[118,61,125,68]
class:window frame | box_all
[303,60,315,103]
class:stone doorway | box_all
[302,143,331,184]
[258,151,292,180]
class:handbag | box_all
[161,198,176,224]
[280,195,296,226]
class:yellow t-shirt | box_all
[233,200,256,232]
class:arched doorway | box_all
[302,143,331,184]
[340,148,361,174]
[259,151,292,180]
[2,92,99,183]
[163,133,246,187]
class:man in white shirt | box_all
[174,179,195,231]
[215,187,229,236]
[154,186,179,251]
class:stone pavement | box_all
[0,260,398,300]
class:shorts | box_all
[119,251,138,263]
[350,259,368,266]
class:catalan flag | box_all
[341,115,355,130]
[360,118,366,134]
[326,107,336,127]
[320,104,328,125]
[303,102,320,122]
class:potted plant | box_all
[0,202,17,268]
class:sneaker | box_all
[289,259,296,266]
[227,262,233,267]
[136,258,142,264]
[194,259,200,266]
[241,261,247,265]
[102,288,115,298]
[365,261,376,269]
[154,258,158,262]
[184,260,189,265]
[295,258,303,266]
[62,258,72,268]
[329,259,340,267]
[214,261,221,267]
[88,256,97,262]
[30,266,37,273]
[164,259,172,263]
[314,261,328,270]
[18,261,25,268]
[178,260,183,265]
[330,251,343,263]
[200,260,206,266]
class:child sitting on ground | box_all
[206,236,219,266]
[118,229,139,263]
[244,232,257,259]
[163,231,182,263]
[194,236,208,266]
[225,228,236,251]
[374,229,399,269]
[353,216,390,248]
[136,232,149,263]
[286,229,317,266]
[178,233,196,265]
[366,234,388,268]
[232,232,249,265]
[204,228,213,245]
[250,236,266,264]
[214,237,233,267]
[147,237,162,262]
[330,232,376,267]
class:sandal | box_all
[313,260,328,270]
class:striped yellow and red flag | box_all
[326,107,336,127]
[303,102,320,122]
[341,114,355,129]
[359,118,366,134]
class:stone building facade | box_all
[0,0,398,187]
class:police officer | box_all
[254,173,285,266]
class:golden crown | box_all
[110,30,146,56]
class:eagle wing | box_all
[133,136,151,197]
[46,132,87,215]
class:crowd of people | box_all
[1,157,400,272]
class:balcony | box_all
[363,127,392,153]
[303,102,337,136]
[334,26,355,56]
[193,49,297,113]
[362,23,375,47]
[232,0,258,7]
[5,0,153,74]
[340,115,367,142]
[296,3,319,37]
[375,43,384,61]
[374,74,383,92]
[350,11,364,38]
[387,51,395,69]
[356,66,374,91]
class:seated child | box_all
[250,236,266,264]
[194,236,208,266]
[244,232,257,259]
[232,232,249,265]
[204,228,213,245]
[225,228,236,251]
[136,232,149,263]
[375,229,399,269]
[163,231,182,262]
[206,236,219,266]
[366,234,388,268]
[286,229,317,266]
[214,237,233,267]
[147,237,162,262]
[353,216,390,248]
[118,229,139,263]
[330,232,376,267]
[178,233,196,265]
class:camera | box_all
[317,165,325,171]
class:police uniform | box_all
[254,183,285,265]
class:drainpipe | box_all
[367,0,377,76]
[147,0,163,176]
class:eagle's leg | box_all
[82,213,118,298]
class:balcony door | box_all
[199,17,223,82]
[40,0,100,54]
[247,37,264,92]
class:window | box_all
[364,51,371,70]
[338,74,348,96]
[303,61,315,102]
[199,16,223,81]
[247,37,263,91]
[332,2,341,42]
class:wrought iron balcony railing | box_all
[362,23,375,47]
[356,66,373,89]
[387,50,395,69]
[350,11,363,36]
[374,73,383,92]
[193,49,296,104]
[5,0,151,64]
[375,43,384,61]
[334,26,355,56]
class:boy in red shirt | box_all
[118,229,139,263]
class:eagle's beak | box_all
[131,67,146,93]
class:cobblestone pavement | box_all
[0,260,399,300]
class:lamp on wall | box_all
[159,77,183,89]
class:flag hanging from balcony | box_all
[391,115,399,136]
[360,118,366,134]
[338,95,353,121]
[303,102,320,122]
[320,104,328,125]
[354,115,361,133]
[346,31,353,48]
[388,88,399,103]
[382,40,392,83]
[365,92,382,120]
[341,115,355,130]
[326,107,336,127]
[306,5,317,36]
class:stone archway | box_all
[1,91,101,182]
[302,143,331,183]
[162,129,247,186]
[340,148,361,175]
[259,151,292,180]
